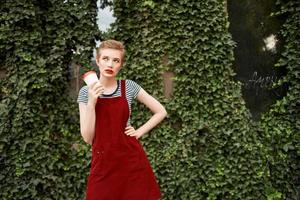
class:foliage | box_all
[107,0,266,199]
[260,0,300,199]
[0,0,98,199]
[106,0,299,199]
[1,0,299,199]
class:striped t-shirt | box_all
[77,79,141,125]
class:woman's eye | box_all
[113,59,120,63]
[103,57,109,61]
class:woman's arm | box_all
[79,102,96,145]
[125,88,167,139]
[79,82,104,145]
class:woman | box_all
[77,39,167,200]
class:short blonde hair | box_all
[96,39,125,63]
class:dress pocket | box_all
[90,147,105,175]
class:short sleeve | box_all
[77,86,88,104]
[126,80,141,99]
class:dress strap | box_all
[121,80,126,97]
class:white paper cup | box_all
[82,71,99,86]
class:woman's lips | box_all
[105,69,113,74]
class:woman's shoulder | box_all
[125,79,142,89]
[78,86,88,98]
[124,79,141,99]
[125,79,140,86]
[77,85,88,103]
[79,85,88,93]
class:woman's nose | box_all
[107,60,113,67]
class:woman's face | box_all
[96,48,123,78]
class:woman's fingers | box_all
[125,126,136,136]
[89,82,104,97]
[124,126,133,134]
[87,81,104,105]
[125,126,142,139]
[94,86,104,96]
[93,82,103,91]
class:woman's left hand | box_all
[124,126,143,139]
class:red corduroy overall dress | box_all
[86,80,161,200]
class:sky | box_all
[92,5,115,59]
[96,4,115,32]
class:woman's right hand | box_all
[87,81,104,106]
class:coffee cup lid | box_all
[82,71,97,79]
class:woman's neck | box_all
[99,75,117,88]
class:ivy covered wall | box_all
[260,0,300,199]
[105,0,299,199]
[0,1,98,199]
[108,0,265,199]
[0,0,299,199]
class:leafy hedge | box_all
[0,1,98,199]
[106,0,299,199]
[0,0,299,199]
[108,0,265,199]
[260,0,300,199]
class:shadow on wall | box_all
[227,0,288,120]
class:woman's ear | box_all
[95,55,101,66]
[121,61,125,67]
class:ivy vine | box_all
[260,0,300,199]
[0,1,98,199]
[106,0,299,199]
[0,0,299,199]
[108,1,264,199]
